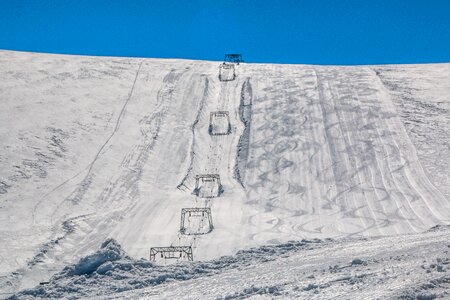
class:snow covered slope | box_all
[0,50,449,296]
[108,226,450,300]
[11,226,450,299]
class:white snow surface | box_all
[11,227,450,299]
[101,226,450,300]
[0,50,449,298]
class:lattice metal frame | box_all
[193,174,223,198]
[180,207,214,235]
[149,246,193,261]
[219,63,236,81]
[209,111,231,135]
[224,54,243,64]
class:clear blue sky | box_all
[1,0,449,65]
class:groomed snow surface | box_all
[0,50,449,299]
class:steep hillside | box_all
[0,50,449,296]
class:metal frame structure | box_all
[219,63,236,81]
[149,246,193,261]
[209,111,231,135]
[180,207,213,235]
[224,54,243,64]
[194,174,223,198]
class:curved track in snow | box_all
[0,51,449,294]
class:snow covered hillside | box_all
[0,50,449,297]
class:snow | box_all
[11,226,450,299]
[109,226,449,299]
[0,50,449,298]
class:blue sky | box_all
[1,0,449,64]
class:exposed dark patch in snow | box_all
[0,181,11,194]
[351,258,367,266]
[47,127,69,158]
[427,225,450,232]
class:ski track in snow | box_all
[0,51,449,297]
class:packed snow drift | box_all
[13,226,450,299]
[0,50,449,298]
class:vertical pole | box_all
[209,209,213,230]
[180,210,185,233]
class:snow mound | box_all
[63,239,127,276]
[11,238,324,299]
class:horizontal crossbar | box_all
[220,63,235,69]
[150,246,194,261]
[195,174,220,179]
[210,111,230,117]
[181,207,211,213]
[150,246,192,253]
